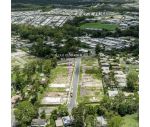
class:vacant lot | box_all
[78,57,103,104]
[80,22,118,31]
[41,59,74,106]
[82,57,98,66]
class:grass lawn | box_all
[50,66,68,83]
[121,114,139,127]
[82,57,98,66]
[80,22,118,31]
[47,88,66,92]
[85,67,102,79]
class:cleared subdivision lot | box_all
[41,59,75,106]
[78,56,104,104]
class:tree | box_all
[118,102,128,116]
[85,105,96,116]
[109,115,123,127]
[50,109,58,121]
[51,57,57,68]
[11,44,17,52]
[88,50,91,56]
[14,101,36,126]
[43,60,52,74]
[95,44,101,55]
[85,115,96,127]
[100,96,111,110]
[40,110,46,119]
[95,105,106,116]
[127,70,138,92]
[57,105,69,117]
[72,104,85,127]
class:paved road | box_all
[68,57,81,112]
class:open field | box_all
[50,66,68,83]
[85,67,102,80]
[121,113,139,127]
[80,22,118,31]
[82,57,98,66]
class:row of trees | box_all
[15,93,138,127]
[12,22,139,42]
[87,26,139,38]
[71,93,138,127]
[12,23,84,40]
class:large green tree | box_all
[95,44,101,55]
[109,115,123,127]
[72,104,85,127]
[14,101,36,126]
[127,70,138,92]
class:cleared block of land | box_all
[38,107,56,116]
[41,96,67,105]
[41,92,67,105]
[41,59,74,105]
[78,57,104,104]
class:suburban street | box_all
[68,57,81,112]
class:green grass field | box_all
[50,66,68,82]
[85,67,102,79]
[82,57,98,66]
[121,114,139,127]
[80,22,118,31]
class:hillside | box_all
[12,0,98,5]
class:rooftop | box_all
[108,90,118,97]
[55,118,63,127]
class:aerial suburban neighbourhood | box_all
[11,0,139,127]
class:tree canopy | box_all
[14,101,36,126]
